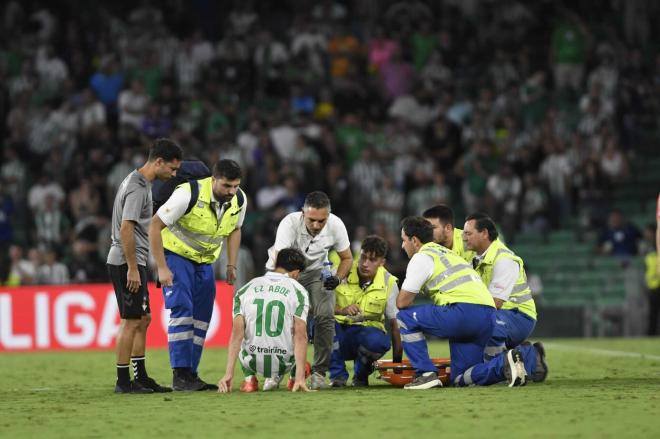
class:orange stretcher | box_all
[375,358,451,387]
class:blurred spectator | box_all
[551,11,590,92]
[486,162,522,240]
[0,180,14,246]
[599,138,630,184]
[7,245,37,286]
[642,224,660,335]
[598,209,641,259]
[37,247,70,285]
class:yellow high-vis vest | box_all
[645,252,660,289]
[419,242,495,307]
[474,239,537,320]
[162,177,245,264]
[335,263,398,332]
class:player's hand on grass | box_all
[291,380,312,392]
[217,374,233,393]
[158,266,174,287]
[126,266,141,293]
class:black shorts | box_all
[107,264,151,319]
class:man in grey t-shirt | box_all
[107,139,182,394]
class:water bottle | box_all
[321,261,334,292]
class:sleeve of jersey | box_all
[657,193,660,220]
[489,258,520,301]
[156,186,192,226]
[121,188,144,222]
[233,281,251,317]
[292,281,310,322]
[401,253,435,293]
[384,281,400,320]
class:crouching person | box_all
[329,235,402,387]
[217,248,311,393]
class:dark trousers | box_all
[648,289,660,336]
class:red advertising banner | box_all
[0,282,234,351]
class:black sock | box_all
[117,364,130,384]
[131,356,148,381]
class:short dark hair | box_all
[213,159,242,180]
[149,138,183,162]
[400,216,434,244]
[361,235,388,258]
[275,248,306,272]
[465,212,498,241]
[422,205,455,226]
[304,191,331,210]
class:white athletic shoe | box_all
[309,372,330,390]
[263,375,282,391]
[504,349,527,387]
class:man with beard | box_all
[149,159,246,391]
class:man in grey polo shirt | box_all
[266,191,353,389]
[107,138,182,394]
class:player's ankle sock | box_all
[117,364,130,384]
[131,356,147,380]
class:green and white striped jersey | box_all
[233,271,309,378]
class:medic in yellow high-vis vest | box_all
[329,235,402,387]
[396,217,547,389]
[423,205,476,263]
[463,213,537,361]
[149,159,246,391]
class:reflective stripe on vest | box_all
[334,264,397,332]
[162,179,243,264]
[418,243,495,308]
[476,240,536,320]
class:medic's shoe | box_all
[531,342,548,383]
[136,376,172,393]
[403,371,442,390]
[240,375,258,393]
[504,348,527,387]
[263,375,282,391]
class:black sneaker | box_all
[532,342,548,383]
[172,369,206,391]
[403,371,442,390]
[137,376,173,393]
[503,349,527,387]
[351,377,369,387]
[191,373,219,391]
[114,380,154,394]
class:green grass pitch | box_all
[2,338,660,438]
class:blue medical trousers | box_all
[397,303,540,386]
[163,252,216,373]
[484,308,536,360]
[329,323,391,382]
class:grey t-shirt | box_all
[106,170,152,266]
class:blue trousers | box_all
[398,303,540,386]
[329,323,391,381]
[397,303,493,382]
[454,343,538,386]
[164,252,216,373]
[484,309,537,360]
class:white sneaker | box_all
[504,349,527,387]
[263,375,282,391]
[309,372,330,390]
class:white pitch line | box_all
[545,343,660,361]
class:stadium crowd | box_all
[1,0,658,286]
